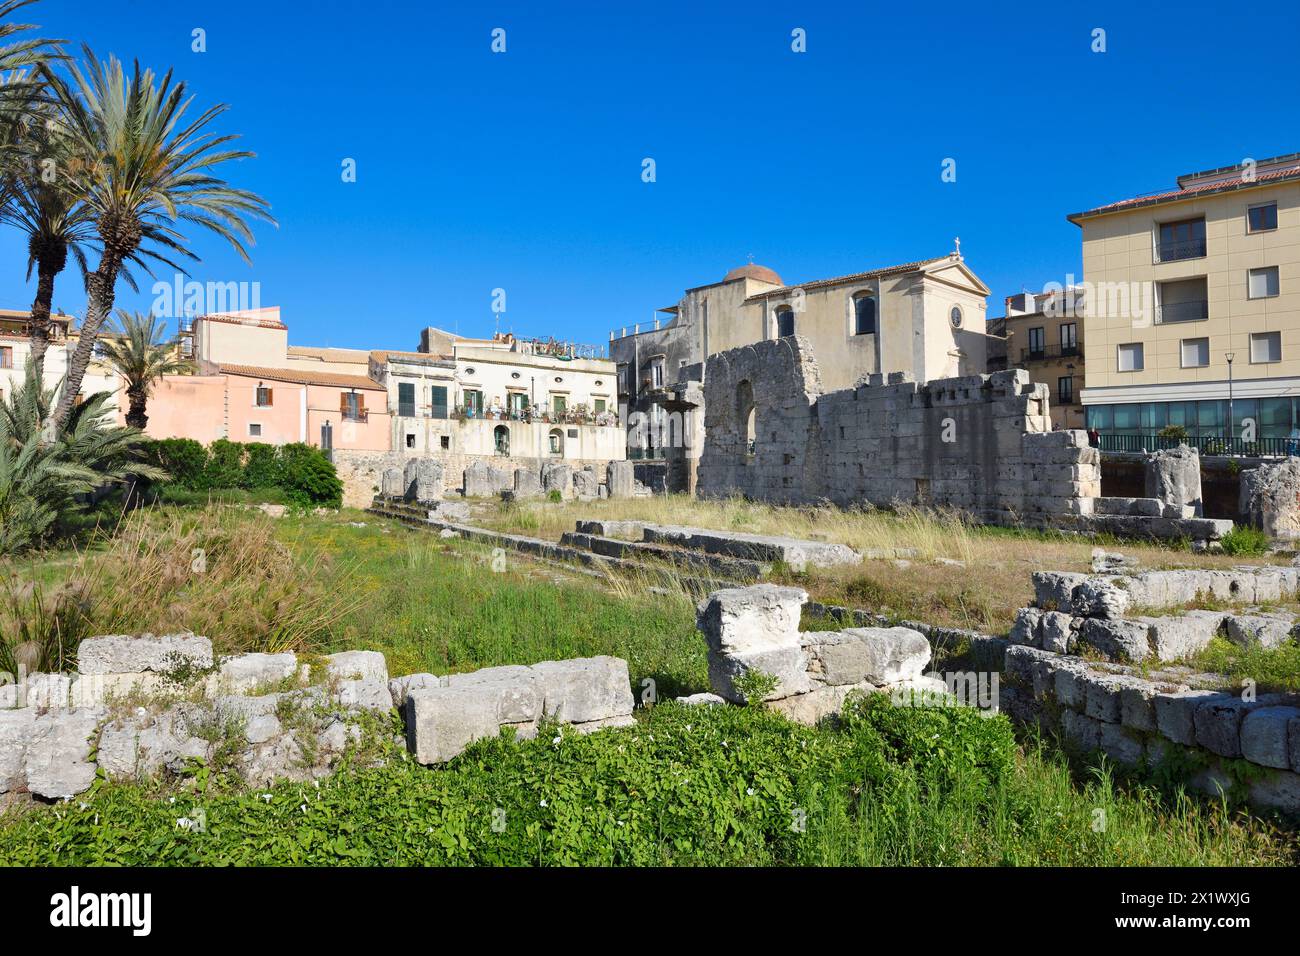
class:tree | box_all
[41,48,274,429]
[97,309,192,429]
[0,365,163,554]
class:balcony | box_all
[1019,344,1080,363]
[341,410,369,423]
[1155,300,1208,324]
[1156,239,1206,263]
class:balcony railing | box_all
[1019,344,1080,363]
[1098,433,1295,458]
[1157,239,1206,262]
[452,405,619,427]
[341,410,369,423]
[1155,300,1208,324]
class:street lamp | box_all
[1226,352,1236,448]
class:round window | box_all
[594,380,603,386]
[465,367,476,375]
[510,371,520,379]
[554,376,563,383]
[950,306,963,329]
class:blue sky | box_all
[3,0,1298,352]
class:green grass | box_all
[1217,525,1274,556]
[1192,636,1300,693]
[274,513,706,697]
[0,699,1288,867]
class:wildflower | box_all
[539,799,548,808]
[746,787,755,796]
[261,794,273,803]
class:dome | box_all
[723,263,783,286]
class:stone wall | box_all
[333,449,626,508]
[697,336,1099,522]
[0,632,637,800]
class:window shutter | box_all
[266,387,274,406]
[358,392,366,413]
[340,393,348,414]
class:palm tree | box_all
[0,365,162,554]
[97,309,191,429]
[41,47,274,429]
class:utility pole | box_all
[1226,352,1236,451]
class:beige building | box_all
[1069,152,1300,448]
[999,287,1087,430]
[0,309,123,409]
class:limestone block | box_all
[1223,614,1294,649]
[1008,607,1042,646]
[696,584,807,656]
[325,650,389,684]
[96,712,207,780]
[381,467,405,497]
[405,684,520,765]
[606,460,635,498]
[1040,611,1074,653]
[1192,697,1252,757]
[1031,571,1087,610]
[1155,689,1231,746]
[529,656,635,723]
[0,709,35,793]
[573,468,600,498]
[1292,715,1300,772]
[675,692,727,707]
[765,683,865,725]
[335,678,393,712]
[25,709,99,799]
[1098,722,1144,766]
[389,673,442,709]
[1239,458,1300,539]
[1240,706,1300,769]
[404,457,443,502]
[1249,771,1300,813]
[709,645,811,703]
[1118,678,1162,732]
[1061,708,1102,751]
[209,653,300,695]
[808,627,931,686]
[513,468,543,498]
[1078,617,1150,662]
[69,672,168,707]
[1050,658,1092,708]
[464,460,511,498]
[77,632,213,675]
[1138,611,1224,662]
[1082,674,1125,723]
[542,463,573,498]
[1071,579,1130,619]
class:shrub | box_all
[242,442,283,489]
[1157,424,1189,441]
[143,438,208,490]
[1217,525,1272,556]
[278,443,343,508]
[203,439,246,490]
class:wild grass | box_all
[1191,636,1300,693]
[479,494,1279,634]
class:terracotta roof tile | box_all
[744,255,954,300]
[1069,159,1300,222]
[217,363,385,391]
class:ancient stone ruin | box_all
[0,631,637,801]
[695,336,1230,543]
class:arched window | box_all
[494,424,510,456]
[775,306,795,338]
[737,380,756,458]
[854,294,877,335]
[548,428,564,456]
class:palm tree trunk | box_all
[124,384,148,430]
[26,259,59,381]
[50,263,119,429]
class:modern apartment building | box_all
[1069,152,1300,449]
[998,287,1086,430]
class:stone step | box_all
[559,531,769,581]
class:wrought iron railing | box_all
[1157,239,1206,262]
[1156,300,1209,324]
[1098,433,1295,457]
[1019,344,1080,362]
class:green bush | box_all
[143,438,208,490]
[203,439,246,490]
[278,443,343,508]
[1218,525,1272,556]
[242,442,283,489]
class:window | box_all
[567,428,578,439]
[507,391,526,417]
[1060,323,1077,353]
[1117,342,1144,372]
[548,428,564,456]
[341,391,365,421]
[1028,327,1045,357]
[775,307,795,338]
[430,385,449,419]
[1157,217,1206,262]
[0,346,12,368]
[248,423,262,437]
[1248,266,1279,299]
[552,394,567,418]
[853,295,877,335]
[405,433,415,449]
[440,436,450,450]
[1248,203,1278,233]
[398,382,415,417]
[594,398,606,413]
[494,424,510,456]
[617,363,630,392]
[950,306,963,328]
[1250,331,1281,364]
[1057,376,1074,404]
[1181,337,1209,368]
[463,389,483,415]
[1157,277,1208,323]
